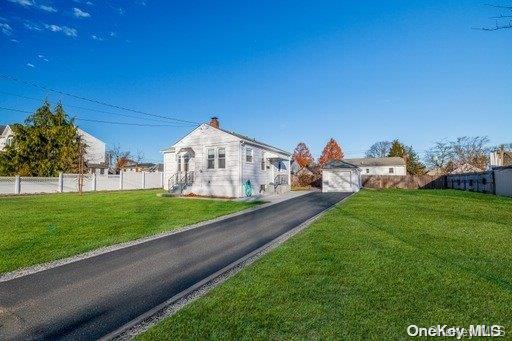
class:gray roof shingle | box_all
[343,157,406,167]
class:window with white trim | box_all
[207,148,215,169]
[245,147,253,163]
[218,148,226,169]
[389,167,394,174]
[261,157,265,171]
[177,156,182,172]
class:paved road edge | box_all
[104,192,354,340]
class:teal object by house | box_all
[243,180,252,197]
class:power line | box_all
[0,73,201,125]
[0,90,192,125]
[0,106,192,127]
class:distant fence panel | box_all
[145,172,163,189]
[97,175,120,191]
[0,171,164,195]
[20,176,59,194]
[123,171,143,190]
[361,167,511,198]
[495,168,512,197]
[445,172,494,194]
[0,177,15,194]
[361,175,445,189]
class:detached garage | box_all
[322,160,361,193]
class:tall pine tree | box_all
[387,139,425,175]
[0,101,84,176]
[318,138,344,166]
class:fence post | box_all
[58,172,64,192]
[160,172,164,188]
[14,175,21,195]
[142,171,146,189]
[119,171,124,190]
[92,173,97,191]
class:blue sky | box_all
[1,0,511,163]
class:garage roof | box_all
[323,160,359,169]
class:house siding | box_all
[360,165,406,176]
[163,124,241,197]
[163,124,291,198]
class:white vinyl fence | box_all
[0,171,164,195]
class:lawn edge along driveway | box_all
[138,189,512,340]
[0,189,261,276]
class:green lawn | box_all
[140,189,512,340]
[0,190,259,274]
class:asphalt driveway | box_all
[0,191,350,340]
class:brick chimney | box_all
[209,116,220,129]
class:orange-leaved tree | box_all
[292,142,314,168]
[318,138,344,166]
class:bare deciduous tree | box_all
[365,141,392,158]
[107,145,131,174]
[424,136,491,173]
[424,141,454,172]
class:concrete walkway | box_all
[0,191,349,340]
[235,189,317,204]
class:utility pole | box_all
[78,136,84,195]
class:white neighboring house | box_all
[343,157,407,176]
[0,124,108,174]
[162,117,291,198]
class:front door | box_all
[183,156,190,172]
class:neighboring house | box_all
[449,163,484,174]
[490,149,512,168]
[0,124,108,174]
[121,161,164,173]
[322,159,361,193]
[0,125,14,150]
[427,163,485,176]
[162,117,291,198]
[77,128,108,174]
[343,157,407,175]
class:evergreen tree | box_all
[0,101,84,176]
[292,142,314,168]
[318,138,344,166]
[387,139,425,175]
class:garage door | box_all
[322,170,355,192]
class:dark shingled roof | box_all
[343,157,406,167]
[218,127,291,156]
[0,125,6,135]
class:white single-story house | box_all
[0,124,108,174]
[343,157,407,175]
[322,159,361,192]
[162,117,291,198]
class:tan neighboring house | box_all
[449,164,484,174]
[427,163,484,176]
[0,124,108,174]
